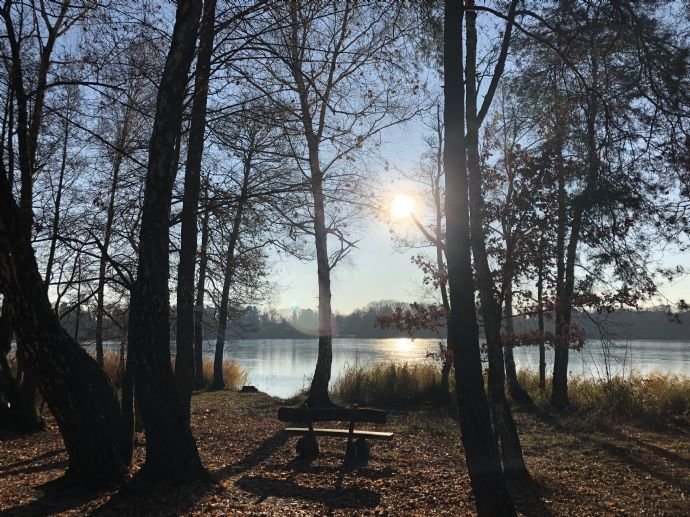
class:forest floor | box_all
[1,390,689,516]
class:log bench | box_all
[277,404,393,466]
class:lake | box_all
[200,338,690,398]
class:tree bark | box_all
[537,258,546,391]
[306,171,334,407]
[175,0,217,418]
[0,188,126,484]
[443,2,515,514]
[43,116,70,291]
[503,277,533,405]
[95,107,131,367]
[211,159,251,391]
[464,0,527,479]
[126,0,206,482]
[194,188,210,389]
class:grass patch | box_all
[199,356,248,390]
[517,369,690,423]
[99,352,248,391]
[332,361,449,408]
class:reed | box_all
[333,361,448,407]
[517,369,690,421]
[99,352,248,391]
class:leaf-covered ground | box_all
[1,390,689,515]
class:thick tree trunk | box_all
[443,2,515,515]
[464,0,527,479]
[194,193,210,389]
[0,300,43,432]
[175,0,217,418]
[0,193,126,484]
[126,0,206,482]
[211,160,250,391]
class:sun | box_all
[390,193,415,219]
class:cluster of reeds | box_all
[517,369,690,421]
[99,352,248,391]
[333,361,449,407]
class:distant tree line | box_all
[48,301,690,344]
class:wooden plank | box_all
[277,406,387,424]
[283,427,394,440]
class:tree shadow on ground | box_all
[235,475,381,509]
[508,475,555,517]
[599,424,690,469]
[90,476,216,516]
[0,449,66,479]
[212,430,289,479]
[0,475,108,516]
[575,431,690,494]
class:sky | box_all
[263,115,690,314]
[264,120,690,315]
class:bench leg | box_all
[344,437,370,467]
[296,434,319,459]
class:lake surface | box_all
[201,338,690,398]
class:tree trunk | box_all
[464,0,527,480]
[0,192,126,484]
[211,159,250,391]
[306,172,334,407]
[194,189,210,389]
[0,299,43,433]
[537,259,546,391]
[503,278,532,405]
[443,2,515,514]
[95,108,131,368]
[126,0,206,482]
[175,0,217,419]
[120,334,134,465]
[43,117,69,290]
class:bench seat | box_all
[283,427,394,440]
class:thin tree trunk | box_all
[126,0,206,482]
[433,111,452,397]
[120,330,134,465]
[194,187,210,389]
[444,2,515,514]
[95,109,131,367]
[175,0,217,419]
[503,277,532,405]
[73,256,81,342]
[211,161,250,391]
[43,117,69,289]
[465,0,526,479]
[537,258,546,391]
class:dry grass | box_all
[199,356,248,390]
[101,351,123,386]
[333,362,447,407]
[99,352,248,391]
[517,369,690,422]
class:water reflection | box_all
[205,338,690,398]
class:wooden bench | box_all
[277,404,393,466]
